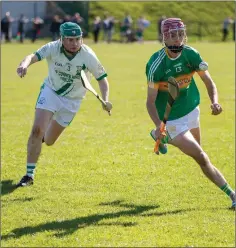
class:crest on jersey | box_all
[76,66,83,74]
[186,63,192,68]
[76,64,86,75]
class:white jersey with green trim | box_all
[35,40,107,100]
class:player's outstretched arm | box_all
[197,70,222,115]
[16,53,39,78]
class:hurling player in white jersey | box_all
[16,22,112,187]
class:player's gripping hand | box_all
[211,103,222,115]
[154,123,166,141]
[17,64,28,78]
[102,101,113,116]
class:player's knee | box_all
[194,151,210,167]
[31,125,44,139]
[44,138,55,146]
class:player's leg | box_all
[169,131,235,207]
[16,108,54,187]
[16,84,60,187]
[28,109,54,162]
[187,106,201,145]
[190,127,201,145]
[43,120,66,146]
[43,98,81,146]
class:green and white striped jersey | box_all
[146,45,205,120]
[35,40,107,100]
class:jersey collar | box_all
[164,47,182,60]
[60,45,81,61]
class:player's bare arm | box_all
[17,53,39,78]
[98,77,112,112]
[146,85,164,140]
[198,70,222,115]
[98,77,109,101]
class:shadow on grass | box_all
[1,180,17,196]
[141,208,196,217]
[2,200,159,240]
[8,197,35,202]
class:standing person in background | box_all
[119,20,126,43]
[222,17,233,41]
[1,11,14,43]
[31,16,44,43]
[71,12,84,26]
[71,13,85,36]
[123,13,133,42]
[136,16,150,43]
[50,15,63,41]
[106,16,115,43]
[146,18,235,209]
[157,15,166,42]
[102,14,110,42]
[17,14,29,43]
[63,15,72,23]
[15,22,112,187]
[92,16,101,43]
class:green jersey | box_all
[146,45,205,121]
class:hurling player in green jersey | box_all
[146,18,235,209]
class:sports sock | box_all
[220,183,235,199]
[26,163,36,178]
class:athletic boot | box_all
[16,175,34,187]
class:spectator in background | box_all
[71,12,84,25]
[222,17,233,41]
[106,16,115,43]
[136,16,150,43]
[1,11,14,43]
[120,13,133,43]
[92,16,101,43]
[102,14,110,42]
[63,15,72,23]
[72,12,85,35]
[50,15,63,41]
[119,20,127,43]
[31,16,44,43]
[17,14,29,43]
[157,15,166,42]
[123,13,133,30]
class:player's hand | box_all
[211,103,222,115]
[154,123,166,140]
[102,101,113,115]
[17,65,28,78]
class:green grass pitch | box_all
[1,40,235,247]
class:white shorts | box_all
[166,106,200,140]
[35,84,82,127]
